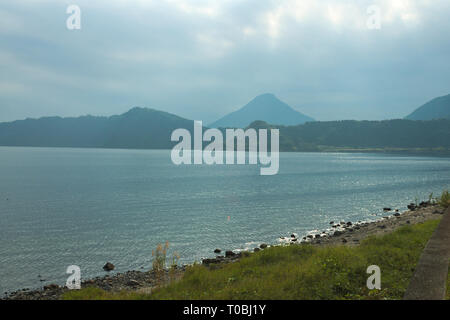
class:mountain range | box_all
[209,93,314,128]
[1,93,450,152]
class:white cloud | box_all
[165,0,221,17]
[0,9,24,35]
[0,82,27,94]
[196,33,234,58]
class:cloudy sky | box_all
[1,0,450,124]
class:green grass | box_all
[61,287,145,300]
[63,219,441,300]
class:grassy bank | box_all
[64,218,441,300]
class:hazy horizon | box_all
[1,0,450,123]
[1,91,447,124]
[0,92,441,124]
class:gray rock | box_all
[43,284,59,291]
[103,262,115,271]
[202,258,219,265]
[225,250,236,257]
[127,280,141,287]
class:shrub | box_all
[438,190,450,208]
[152,241,169,272]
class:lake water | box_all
[0,147,449,293]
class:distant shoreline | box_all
[1,145,450,156]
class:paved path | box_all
[404,207,450,300]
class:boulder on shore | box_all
[419,201,430,207]
[43,284,59,291]
[127,280,141,287]
[202,258,219,265]
[103,262,115,271]
[225,250,235,258]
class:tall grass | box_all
[152,241,169,272]
[152,241,169,286]
[62,287,147,300]
[438,190,450,208]
[151,241,182,286]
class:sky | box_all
[1,0,450,124]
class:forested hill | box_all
[0,107,196,149]
[1,109,450,153]
[247,119,450,152]
[405,94,450,120]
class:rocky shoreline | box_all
[201,201,445,264]
[2,267,186,300]
[3,201,445,300]
[299,201,444,246]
